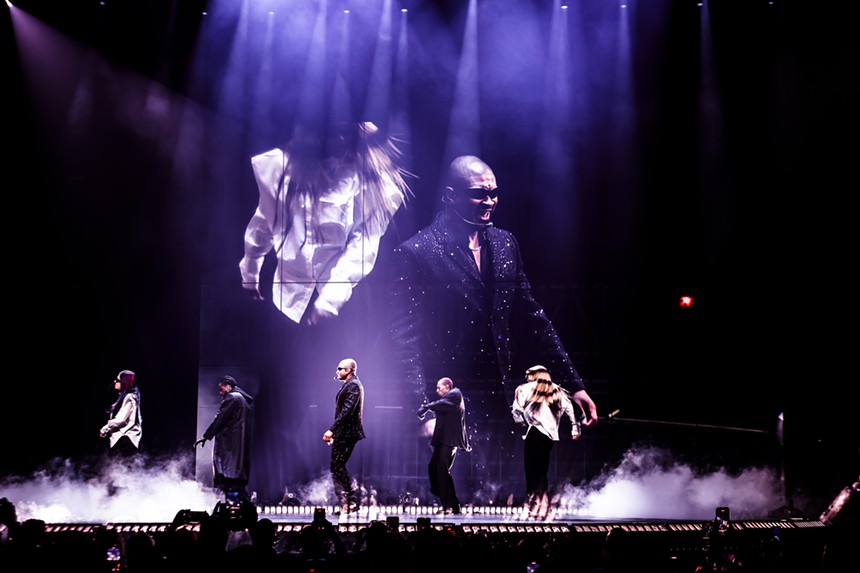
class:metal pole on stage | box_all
[604,409,771,434]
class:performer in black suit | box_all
[323,358,365,514]
[417,377,471,514]
[388,155,598,502]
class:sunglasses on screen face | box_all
[459,187,499,200]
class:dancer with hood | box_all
[196,375,255,501]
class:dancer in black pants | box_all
[511,365,581,519]
[418,377,471,514]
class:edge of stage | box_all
[42,502,831,538]
[40,502,847,569]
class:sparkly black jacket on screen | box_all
[388,209,585,410]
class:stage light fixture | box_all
[820,477,860,525]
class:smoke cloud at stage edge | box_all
[1,452,221,524]
[1,445,787,524]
